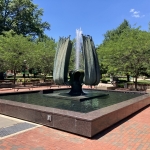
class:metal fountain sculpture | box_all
[53,31,100,96]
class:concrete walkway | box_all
[0,86,150,150]
[0,115,41,140]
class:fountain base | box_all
[44,92,109,101]
[68,70,85,96]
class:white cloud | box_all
[129,9,145,18]
[133,11,140,14]
[130,9,134,12]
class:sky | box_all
[33,0,150,45]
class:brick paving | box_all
[0,106,149,150]
[0,87,150,150]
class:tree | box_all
[33,38,56,81]
[0,0,50,37]
[103,20,130,43]
[98,20,131,79]
[0,30,34,83]
[98,27,150,90]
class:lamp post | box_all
[22,60,27,87]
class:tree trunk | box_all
[134,76,138,91]
[23,73,25,78]
[51,70,53,77]
[0,72,4,80]
[33,73,36,78]
[13,69,16,84]
[43,74,47,82]
[126,74,130,82]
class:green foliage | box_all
[98,25,150,90]
[0,0,50,37]
[98,20,131,75]
[0,31,34,70]
[0,30,56,82]
[103,19,130,43]
[33,37,56,79]
[17,78,30,82]
[0,30,34,82]
[117,83,124,88]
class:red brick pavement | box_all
[0,105,149,150]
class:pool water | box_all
[0,90,144,113]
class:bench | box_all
[0,83,15,88]
[13,86,33,91]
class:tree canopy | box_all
[0,0,50,37]
[0,30,34,82]
[98,26,150,89]
[97,20,131,78]
[32,37,56,80]
[103,19,130,43]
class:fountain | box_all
[53,29,102,98]
[0,30,149,137]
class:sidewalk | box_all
[0,86,150,150]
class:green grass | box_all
[137,80,150,84]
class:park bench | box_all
[13,85,33,91]
[0,80,14,88]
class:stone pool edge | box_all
[0,90,149,137]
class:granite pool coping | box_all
[0,92,149,120]
[0,89,150,137]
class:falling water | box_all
[75,28,83,70]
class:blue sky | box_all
[33,0,150,45]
